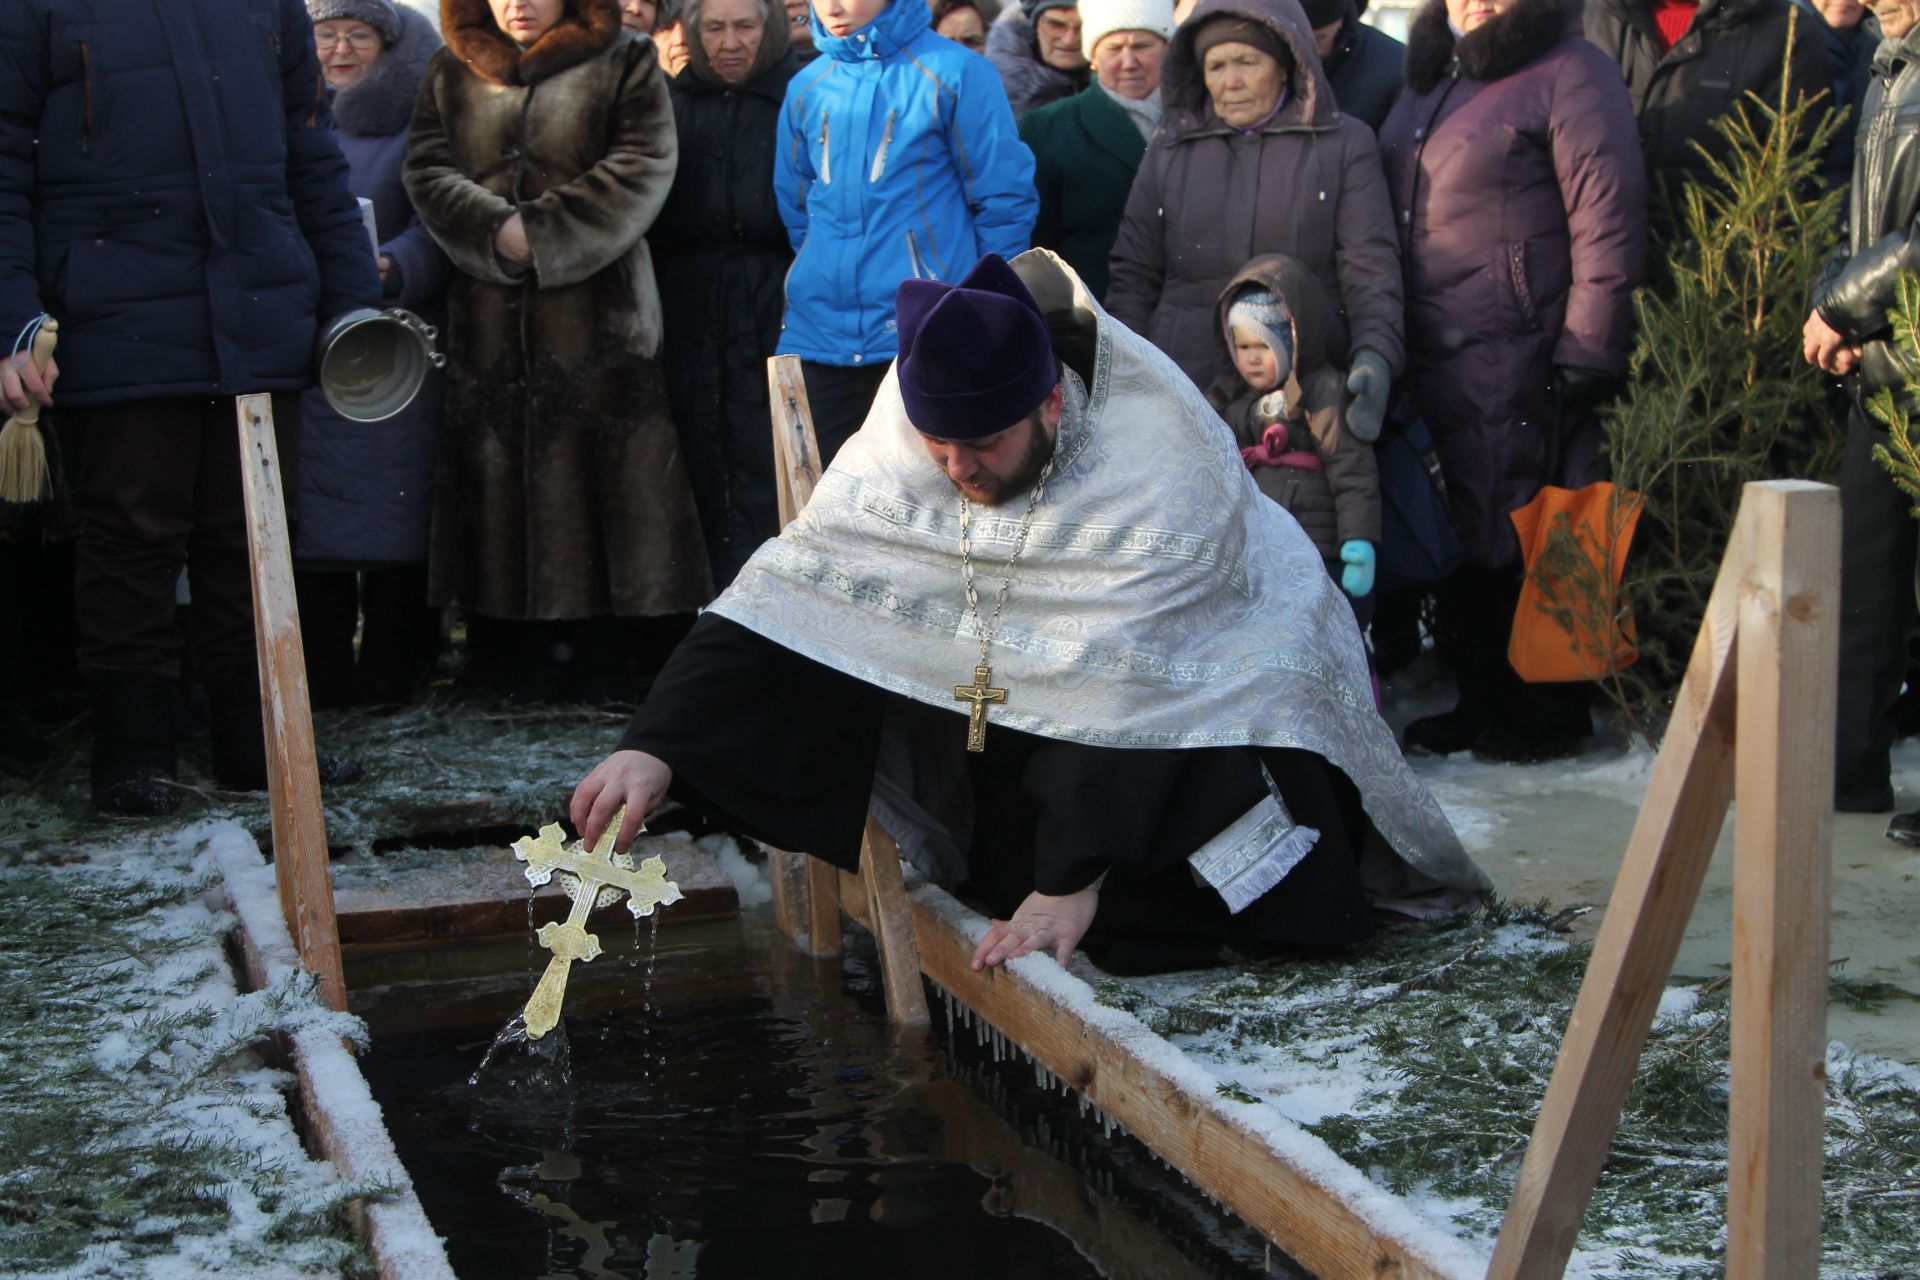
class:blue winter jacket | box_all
[0,0,381,406]
[774,0,1038,366]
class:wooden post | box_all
[1726,482,1836,1278]
[235,394,347,1013]
[765,354,842,957]
[860,818,930,1027]
[1488,481,1838,1279]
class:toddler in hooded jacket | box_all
[1204,255,1381,609]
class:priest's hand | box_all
[570,749,671,854]
[971,886,1099,970]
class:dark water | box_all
[353,913,1301,1280]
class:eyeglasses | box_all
[315,29,381,51]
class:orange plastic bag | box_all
[1507,481,1644,683]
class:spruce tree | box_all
[1868,271,1920,510]
[1586,31,1845,736]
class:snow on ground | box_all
[0,822,376,1278]
[699,832,773,908]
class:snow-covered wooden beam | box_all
[211,829,458,1280]
[835,870,1483,1280]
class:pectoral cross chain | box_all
[953,663,1006,753]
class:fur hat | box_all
[896,255,1057,439]
[1077,0,1173,56]
[308,0,403,45]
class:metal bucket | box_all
[316,307,446,423]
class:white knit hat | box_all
[1078,0,1175,56]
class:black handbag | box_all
[1372,401,1463,594]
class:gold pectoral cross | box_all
[953,663,1007,753]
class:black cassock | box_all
[622,614,1377,973]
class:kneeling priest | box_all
[573,251,1488,975]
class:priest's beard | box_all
[953,412,1057,507]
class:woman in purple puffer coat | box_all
[1377,0,1645,763]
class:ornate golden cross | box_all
[511,807,683,1040]
[952,663,1007,753]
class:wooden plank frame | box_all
[236,394,347,1012]
[765,356,848,959]
[1489,481,1837,1279]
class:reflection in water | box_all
[353,914,1295,1279]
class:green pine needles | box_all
[1097,902,1920,1276]
[0,856,384,1277]
[1867,270,1920,511]
[1595,22,1846,735]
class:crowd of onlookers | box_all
[6,0,1920,841]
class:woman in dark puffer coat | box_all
[295,0,450,707]
[652,0,801,587]
[1377,0,1645,763]
[1104,0,1403,419]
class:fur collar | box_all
[441,0,623,86]
[332,6,442,136]
[1405,0,1581,93]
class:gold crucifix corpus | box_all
[512,807,683,1040]
[953,663,1007,753]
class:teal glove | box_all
[1339,539,1375,598]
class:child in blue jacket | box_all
[776,0,1038,458]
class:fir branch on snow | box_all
[0,852,379,1277]
[1096,901,1920,1275]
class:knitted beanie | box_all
[308,0,403,45]
[1078,0,1175,56]
[1191,14,1290,69]
[1227,288,1294,384]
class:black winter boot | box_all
[201,663,270,791]
[87,669,181,816]
[201,663,366,791]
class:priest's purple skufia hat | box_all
[895,254,1057,439]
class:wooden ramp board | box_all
[832,872,1483,1280]
[331,831,738,954]
[210,828,457,1280]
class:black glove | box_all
[1553,365,1622,413]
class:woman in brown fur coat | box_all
[405,0,711,698]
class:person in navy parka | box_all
[0,0,382,814]
[775,0,1038,461]
[293,0,450,710]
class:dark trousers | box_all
[800,360,891,465]
[63,394,298,789]
[294,564,436,708]
[64,394,297,678]
[1836,407,1920,791]
[1435,563,1591,735]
